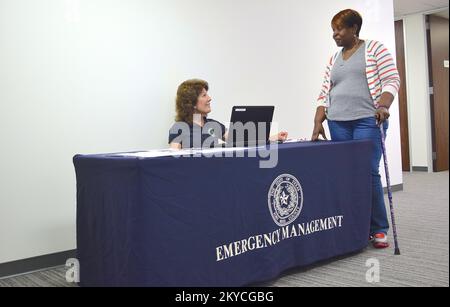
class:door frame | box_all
[394,19,411,172]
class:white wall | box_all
[402,13,433,170]
[0,0,401,264]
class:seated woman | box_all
[169,79,288,149]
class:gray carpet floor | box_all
[1,171,448,287]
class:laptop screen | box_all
[226,106,274,147]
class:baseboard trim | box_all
[0,250,76,279]
[412,166,429,172]
[384,184,403,194]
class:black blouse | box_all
[168,118,226,149]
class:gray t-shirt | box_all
[327,42,375,121]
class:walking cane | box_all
[379,125,401,255]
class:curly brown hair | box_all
[332,9,363,37]
[175,79,209,124]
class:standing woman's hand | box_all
[311,106,328,141]
[311,122,328,141]
[375,107,390,126]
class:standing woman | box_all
[311,9,400,249]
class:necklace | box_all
[340,39,362,65]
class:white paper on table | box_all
[112,146,266,158]
[283,138,308,143]
[115,149,199,158]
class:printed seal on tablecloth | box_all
[268,174,303,227]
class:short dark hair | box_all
[175,79,209,124]
[332,9,363,37]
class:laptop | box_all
[226,106,275,147]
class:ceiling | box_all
[394,0,449,17]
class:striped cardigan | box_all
[317,40,401,108]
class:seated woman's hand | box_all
[269,131,288,142]
[277,131,288,141]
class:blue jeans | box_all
[328,117,389,235]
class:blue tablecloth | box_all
[74,140,373,287]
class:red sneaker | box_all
[373,233,390,249]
